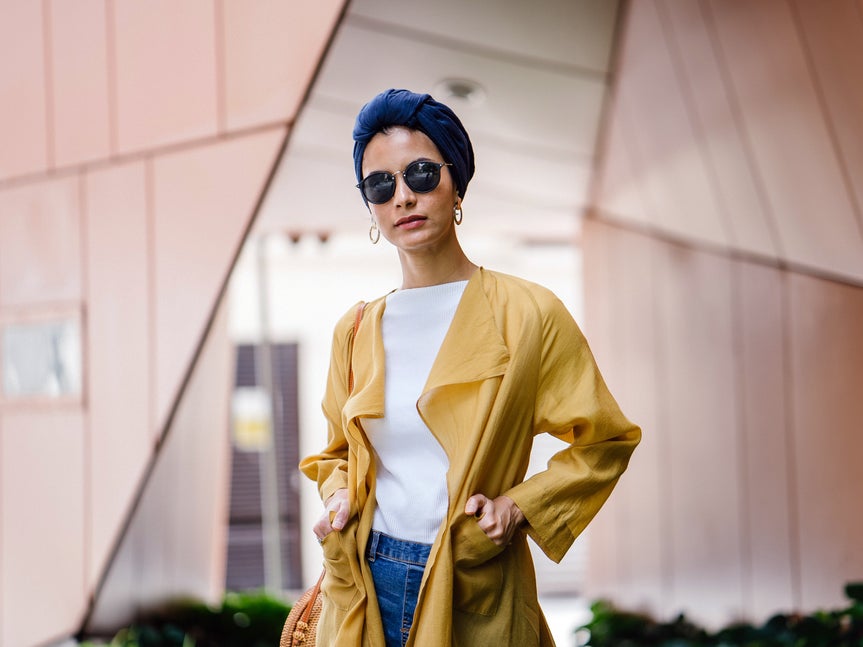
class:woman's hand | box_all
[313,488,350,542]
[464,493,526,547]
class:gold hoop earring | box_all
[369,219,381,244]
[453,203,463,225]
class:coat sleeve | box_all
[505,291,641,563]
[298,305,361,503]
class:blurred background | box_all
[1,0,862,645]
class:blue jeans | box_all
[366,530,432,647]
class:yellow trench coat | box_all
[300,268,640,646]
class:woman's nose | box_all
[393,171,416,206]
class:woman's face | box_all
[361,126,459,255]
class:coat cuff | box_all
[505,485,574,564]
[320,469,349,503]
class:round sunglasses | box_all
[356,160,452,204]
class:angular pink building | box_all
[0,1,861,645]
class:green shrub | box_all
[80,590,290,647]
[579,582,863,647]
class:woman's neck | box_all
[397,248,478,289]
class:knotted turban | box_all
[352,88,475,205]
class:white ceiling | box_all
[254,0,621,246]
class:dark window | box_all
[226,343,302,590]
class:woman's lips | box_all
[395,215,426,228]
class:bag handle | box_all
[348,301,366,394]
[298,570,325,628]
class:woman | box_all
[300,88,640,647]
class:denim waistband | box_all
[366,530,432,566]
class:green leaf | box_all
[846,582,863,603]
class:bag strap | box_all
[299,570,325,626]
[348,301,366,394]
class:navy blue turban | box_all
[352,88,475,204]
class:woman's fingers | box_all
[464,493,490,518]
[329,494,350,531]
[314,488,350,541]
[466,493,525,546]
[313,513,333,541]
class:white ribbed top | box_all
[361,280,468,543]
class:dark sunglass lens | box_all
[362,172,395,204]
[404,161,441,193]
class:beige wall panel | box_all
[113,0,218,154]
[607,228,665,613]
[84,161,151,588]
[705,0,863,281]
[657,245,744,625]
[788,273,863,609]
[658,0,778,258]
[164,306,232,596]
[792,0,863,240]
[581,481,624,601]
[613,0,728,248]
[733,260,796,619]
[222,0,345,131]
[153,128,285,427]
[87,307,232,631]
[0,410,86,647]
[49,0,111,168]
[592,97,652,227]
[583,220,666,613]
[0,176,81,307]
[581,219,622,599]
[0,0,48,179]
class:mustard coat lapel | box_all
[423,271,510,393]
[418,271,510,458]
[343,271,511,455]
[341,295,387,426]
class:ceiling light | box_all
[433,78,486,106]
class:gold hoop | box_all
[453,202,463,225]
[369,220,381,244]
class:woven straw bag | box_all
[280,571,324,646]
[280,302,366,646]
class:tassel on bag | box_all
[280,571,324,645]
